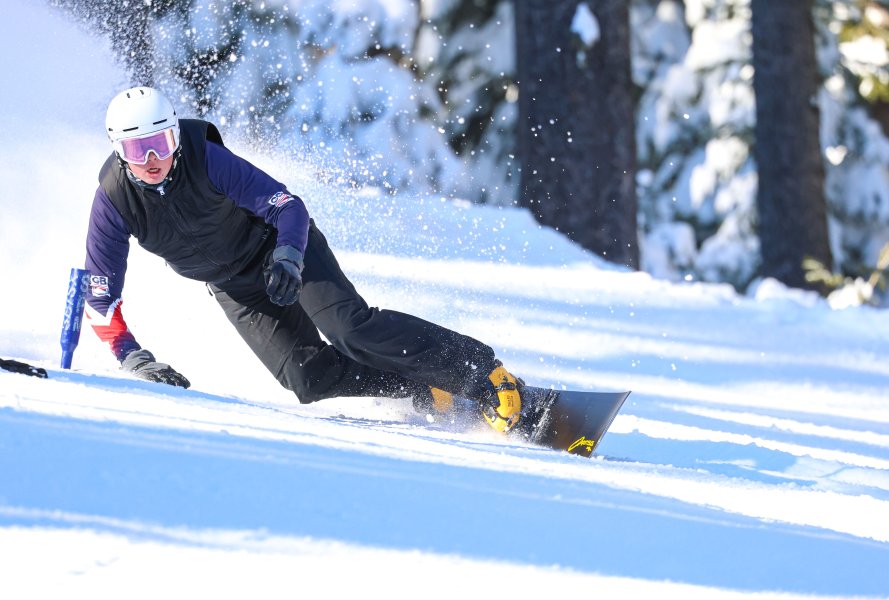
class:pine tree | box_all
[816,0,889,286]
[415,0,518,205]
[49,0,169,85]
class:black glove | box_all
[122,349,190,388]
[264,245,305,306]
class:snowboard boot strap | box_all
[480,363,522,434]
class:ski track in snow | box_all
[2,2,889,599]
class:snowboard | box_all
[512,386,630,457]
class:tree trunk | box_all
[515,0,638,269]
[751,0,832,288]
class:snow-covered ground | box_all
[2,3,888,598]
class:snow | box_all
[571,3,600,48]
[840,35,889,69]
[2,3,889,599]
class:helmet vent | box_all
[152,119,168,125]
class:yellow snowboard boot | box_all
[413,386,455,415]
[429,387,454,414]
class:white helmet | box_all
[106,86,180,163]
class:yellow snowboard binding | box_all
[480,363,522,433]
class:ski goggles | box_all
[114,127,179,164]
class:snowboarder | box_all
[84,86,523,433]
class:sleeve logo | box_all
[90,275,110,297]
[268,191,293,208]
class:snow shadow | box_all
[350,267,889,391]
[2,408,887,597]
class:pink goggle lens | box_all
[118,128,178,164]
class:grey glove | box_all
[264,245,304,306]
[122,349,190,388]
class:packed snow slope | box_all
[2,3,889,599]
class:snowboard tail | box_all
[514,386,630,457]
[1,358,48,378]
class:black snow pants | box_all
[210,220,498,404]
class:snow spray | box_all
[60,268,89,369]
